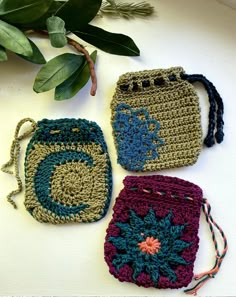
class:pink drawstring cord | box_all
[184,198,228,295]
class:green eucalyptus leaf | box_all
[19,1,65,30]
[0,20,32,56]
[0,45,8,61]
[73,25,140,56]
[46,16,67,48]
[0,0,54,25]
[17,39,46,64]
[55,50,97,100]
[33,53,84,93]
[56,0,102,30]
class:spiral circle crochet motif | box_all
[24,118,112,224]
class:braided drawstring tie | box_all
[1,118,37,208]
[181,73,224,148]
[184,198,228,295]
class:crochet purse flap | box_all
[111,67,224,172]
[2,118,112,224]
[104,175,227,295]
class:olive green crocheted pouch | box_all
[111,67,224,172]
[1,118,112,224]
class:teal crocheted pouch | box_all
[1,118,112,224]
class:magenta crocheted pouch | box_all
[105,175,202,289]
[104,175,227,293]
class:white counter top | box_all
[0,0,235,296]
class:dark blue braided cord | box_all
[181,73,224,147]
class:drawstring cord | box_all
[184,198,228,295]
[1,118,37,208]
[181,74,224,147]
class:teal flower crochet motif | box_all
[113,103,164,171]
[108,208,191,285]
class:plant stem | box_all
[32,30,97,96]
[67,36,97,96]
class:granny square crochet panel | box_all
[24,118,112,224]
[111,67,224,172]
[104,175,203,289]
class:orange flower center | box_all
[138,236,161,255]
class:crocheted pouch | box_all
[104,175,227,295]
[111,67,224,171]
[2,118,112,224]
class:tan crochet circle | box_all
[50,161,94,206]
[25,142,109,223]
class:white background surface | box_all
[0,0,236,296]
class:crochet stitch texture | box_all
[104,175,203,289]
[111,67,202,171]
[24,118,112,224]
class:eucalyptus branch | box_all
[33,30,97,96]
[100,0,154,18]
[0,0,142,100]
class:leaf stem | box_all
[67,36,97,96]
[53,1,68,16]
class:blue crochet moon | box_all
[33,151,94,216]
